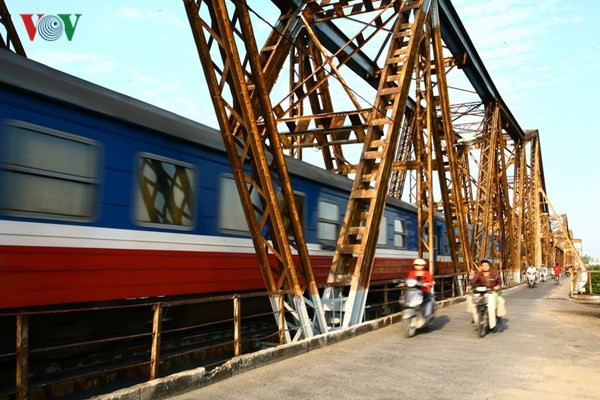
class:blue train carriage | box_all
[0,50,451,310]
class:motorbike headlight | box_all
[405,278,418,288]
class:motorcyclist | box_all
[539,265,548,282]
[553,263,562,282]
[467,259,506,330]
[526,265,537,286]
[407,258,435,319]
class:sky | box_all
[4,0,600,258]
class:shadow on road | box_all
[492,317,509,333]
[426,315,450,333]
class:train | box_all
[0,49,454,312]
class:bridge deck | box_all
[98,280,600,400]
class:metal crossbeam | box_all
[0,0,26,56]
[324,0,432,327]
[183,0,560,333]
[184,0,326,340]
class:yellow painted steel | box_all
[182,0,575,332]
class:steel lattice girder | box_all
[184,0,555,335]
[184,0,327,340]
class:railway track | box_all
[0,293,280,400]
[0,279,424,399]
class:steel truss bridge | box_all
[0,0,584,341]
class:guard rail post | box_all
[16,314,28,400]
[150,303,163,380]
[233,294,241,356]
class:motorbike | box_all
[473,286,492,338]
[399,278,436,338]
[539,269,547,282]
[554,272,561,283]
[526,271,536,288]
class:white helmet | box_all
[413,258,427,266]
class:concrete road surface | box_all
[99,279,600,400]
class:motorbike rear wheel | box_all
[478,311,488,338]
[403,316,417,338]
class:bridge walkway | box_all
[98,279,600,400]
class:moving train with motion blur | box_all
[0,49,454,312]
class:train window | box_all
[318,200,339,242]
[393,218,406,249]
[0,121,100,220]
[218,176,301,236]
[134,154,196,228]
[218,175,260,234]
[378,215,388,246]
[422,231,438,251]
[443,231,450,254]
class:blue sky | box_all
[5,0,600,258]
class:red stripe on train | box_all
[0,246,451,309]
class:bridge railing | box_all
[1,291,282,400]
[0,279,406,400]
[570,269,600,298]
[2,274,482,399]
[433,272,470,301]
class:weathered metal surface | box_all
[16,315,28,400]
[0,0,26,56]
[323,0,433,327]
[183,0,562,336]
[183,0,326,340]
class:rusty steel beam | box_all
[272,0,404,171]
[496,135,516,284]
[429,0,473,273]
[531,135,543,270]
[274,0,532,303]
[509,131,554,276]
[324,0,433,327]
[0,0,26,56]
[273,0,522,154]
[388,109,416,199]
[149,304,162,380]
[413,27,436,270]
[16,315,28,400]
[183,0,558,331]
[471,106,498,264]
[542,192,585,268]
[540,212,554,269]
[437,0,522,142]
[273,0,382,89]
[184,0,326,340]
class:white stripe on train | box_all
[0,220,455,262]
